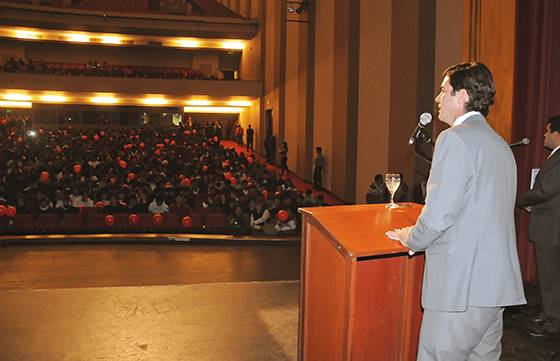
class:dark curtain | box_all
[512,0,560,283]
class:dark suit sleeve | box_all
[517,159,560,208]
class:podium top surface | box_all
[299,203,423,258]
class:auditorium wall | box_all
[285,6,312,178]
[263,0,283,162]
[240,29,261,81]
[355,0,392,204]
[312,1,335,191]
[463,0,516,143]
[222,0,466,203]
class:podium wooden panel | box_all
[298,204,425,361]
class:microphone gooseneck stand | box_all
[411,129,434,165]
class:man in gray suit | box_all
[387,62,526,360]
[517,115,560,338]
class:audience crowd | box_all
[1,58,226,80]
[0,114,327,236]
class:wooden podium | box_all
[298,204,425,361]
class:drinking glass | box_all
[385,173,401,209]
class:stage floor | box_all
[0,244,557,361]
[0,281,299,361]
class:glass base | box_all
[385,202,413,209]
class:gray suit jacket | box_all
[517,150,560,245]
[407,114,526,312]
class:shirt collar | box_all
[453,111,481,127]
[549,145,560,158]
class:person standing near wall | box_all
[280,142,289,175]
[264,131,276,164]
[312,146,325,189]
[246,124,255,152]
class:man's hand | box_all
[386,226,415,255]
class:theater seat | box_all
[206,213,227,233]
[61,214,86,233]
[186,212,206,231]
[0,217,9,234]
[137,213,155,232]
[87,213,111,232]
[162,213,180,230]
[10,214,36,234]
[35,213,62,233]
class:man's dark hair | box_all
[316,146,322,152]
[548,115,560,133]
[443,62,495,116]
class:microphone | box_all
[409,112,433,145]
[509,138,530,147]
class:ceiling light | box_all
[227,100,252,107]
[3,93,31,101]
[187,100,211,106]
[184,106,242,114]
[40,95,68,102]
[0,101,32,108]
[143,97,168,105]
[176,39,200,48]
[91,96,118,104]
[15,30,39,39]
[101,36,121,44]
[221,41,244,50]
[67,33,90,43]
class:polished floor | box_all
[0,244,558,361]
[0,281,299,361]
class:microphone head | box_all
[419,112,432,126]
[521,137,530,145]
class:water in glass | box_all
[385,173,401,208]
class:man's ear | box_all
[458,89,470,106]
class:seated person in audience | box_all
[315,194,327,207]
[302,189,316,207]
[267,198,282,220]
[366,174,388,204]
[104,196,127,214]
[14,195,33,214]
[170,193,191,214]
[137,191,150,212]
[72,192,95,208]
[68,187,82,207]
[37,197,54,214]
[54,190,77,213]
[148,193,170,213]
[125,195,143,214]
[228,205,251,235]
[117,192,129,207]
[250,200,270,231]
[273,209,297,235]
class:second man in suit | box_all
[517,115,560,338]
